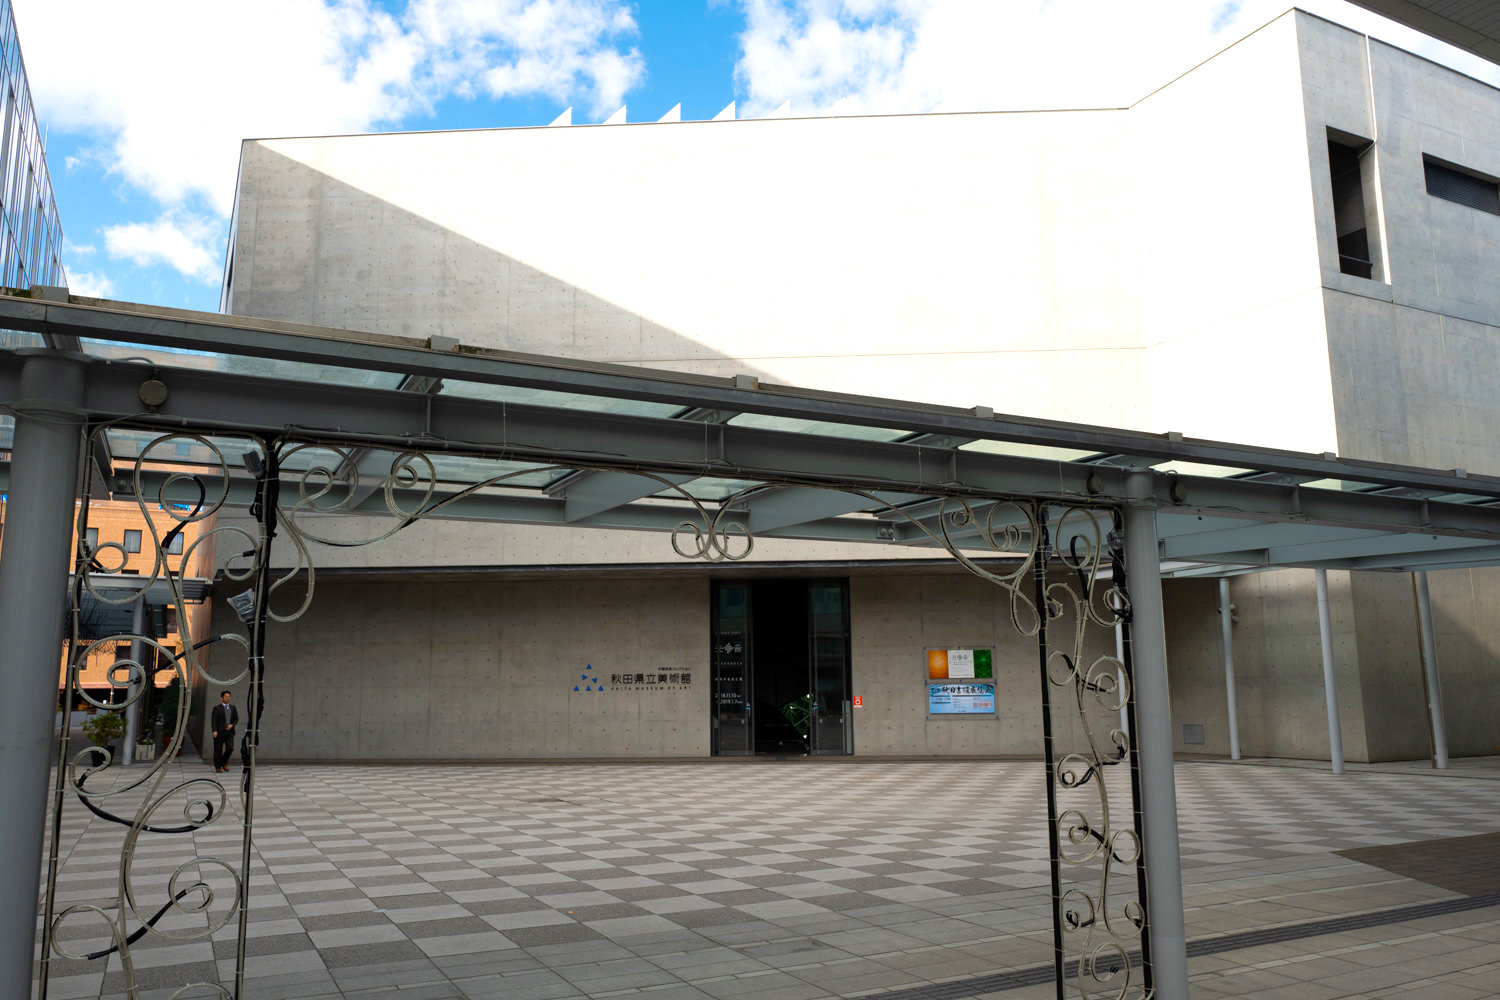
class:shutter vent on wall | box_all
[1425,159,1500,215]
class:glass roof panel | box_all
[80,339,406,389]
[726,413,908,441]
[441,379,681,418]
[0,327,43,349]
[1149,461,1256,479]
[653,477,766,502]
[959,439,1099,462]
[106,428,249,468]
[1300,478,1389,492]
[425,454,564,489]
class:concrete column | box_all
[1219,578,1240,761]
[0,353,84,998]
[122,595,146,766]
[1413,571,1449,769]
[1316,568,1344,775]
[1123,471,1188,1000]
[1114,622,1129,738]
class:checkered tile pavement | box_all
[34,759,1500,999]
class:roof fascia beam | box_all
[8,295,1500,498]
[18,352,1500,547]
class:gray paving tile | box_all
[35,758,1500,999]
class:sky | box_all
[12,0,1500,315]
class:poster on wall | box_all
[926,647,994,679]
[928,683,996,714]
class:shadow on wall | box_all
[1420,568,1500,758]
[226,144,775,381]
[1162,570,1499,763]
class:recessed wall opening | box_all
[1424,157,1500,216]
[1327,129,1381,280]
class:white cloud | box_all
[103,215,223,284]
[66,270,117,299]
[13,0,644,218]
[732,0,1500,117]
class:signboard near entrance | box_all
[928,683,996,714]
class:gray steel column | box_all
[1123,471,1188,999]
[0,352,84,998]
[1413,571,1449,769]
[1315,568,1344,775]
[122,595,146,766]
[1114,622,1129,738]
[1219,577,1240,761]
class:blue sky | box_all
[12,0,1500,316]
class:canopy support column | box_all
[122,595,146,766]
[1316,568,1344,775]
[1114,621,1129,738]
[1219,578,1240,761]
[1124,472,1188,1000]
[0,353,84,998]
[1413,571,1449,769]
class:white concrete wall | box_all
[1300,17,1500,760]
[208,576,710,759]
[1164,571,1372,762]
[202,569,1116,760]
[1133,13,1336,455]
[228,108,1153,430]
[215,508,966,572]
[1311,20,1500,475]
[850,571,1119,757]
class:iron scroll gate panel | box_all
[38,431,1151,1000]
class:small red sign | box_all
[853,695,864,708]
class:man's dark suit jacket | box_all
[211,703,238,733]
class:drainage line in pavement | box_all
[859,890,1500,1000]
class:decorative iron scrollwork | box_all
[40,432,1150,1000]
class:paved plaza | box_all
[36,758,1500,999]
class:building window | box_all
[166,533,183,555]
[84,527,98,553]
[1327,130,1379,280]
[1424,157,1500,216]
[124,529,141,553]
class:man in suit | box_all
[211,691,238,773]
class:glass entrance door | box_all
[808,582,851,755]
[710,583,753,755]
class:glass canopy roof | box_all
[6,292,1500,578]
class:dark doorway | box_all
[751,580,810,753]
[710,578,851,756]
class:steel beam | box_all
[746,487,916,534]
[555,470,697,522]
[6,294,1500,501]
[10,351,1500,571]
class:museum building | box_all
[204,9,1500,763]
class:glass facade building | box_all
[0,0,60,289]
